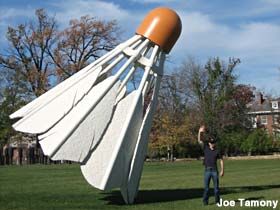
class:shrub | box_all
[241,129,273,155]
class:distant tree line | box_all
[0,9,279,164]
[148,57,280,160]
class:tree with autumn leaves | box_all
[50,15,119,80]
[149,74,194,160]
[0,9,120,146]
[0,9,120,96]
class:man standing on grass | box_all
[198,125,224,205]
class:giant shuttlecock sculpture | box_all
[10,7,182,204]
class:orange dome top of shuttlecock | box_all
[136,7,182,53]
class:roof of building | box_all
[247,93,280,115]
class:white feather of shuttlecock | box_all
[10,34,166,204]
[120,61,164,204]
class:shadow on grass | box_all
[101,184,280,205]
[233,196,264,203]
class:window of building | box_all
[272,101,279,109]
[251,116,257,128]
[273,115,280,124]
[260,115,267,125]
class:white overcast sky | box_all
[0,0,280,96]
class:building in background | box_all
[1,135,51,165]
[247,93,280,139]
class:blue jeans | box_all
[203,168,220,204]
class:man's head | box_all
[207,136,217,149]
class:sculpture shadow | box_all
[101,184,280,205]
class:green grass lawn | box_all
[0,159,279,210]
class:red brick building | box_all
[1,135,51,165]
[247,93,280,138]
